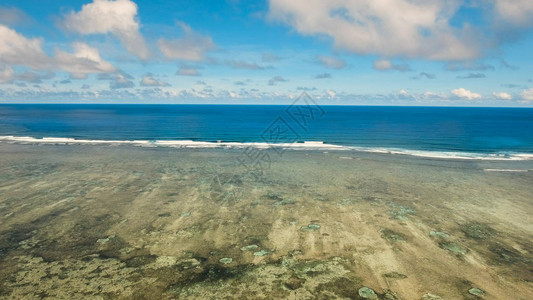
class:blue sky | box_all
[0,0,533,106]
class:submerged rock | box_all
[383,291,398,300]
[177,258,201,270]
[240,244,259,251]
[388,202,415,221]
[461,223,494,240]
[301,224,321,231]
[219,257,233,264]
[381,229,407,242]
[96,237,110,245]
[439,241,467,255]
[421,293,443,300]
[284,275,305,290]
[383,272,408,279]
[96,234,115,245]
[468,288,485,297]
[429,231,450,239]
[264,192,283,201]
[253,250,270,256]
[273,198,296,206]
[358,286,378,299]
[155,256,178,268]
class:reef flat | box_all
[0,144,532,299]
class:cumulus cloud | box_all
[501,83,521,89]
[445,61,495,71]
[499,58,518,70]
[494,0,533,27]
[0,64,14,83]
[262,52,280,62]
[15,71,55,83]
[451,88,482,100]
[158,22,215,61]
[63,0,149,60]
[373,59,411,72]
[223,59,265,70]
[268,75,287,86]
[492,92,512,100]
[297,86,317,91]
[0,25,115,78]
[0,24,50,69]
[457,73,486,79]
[419,72,436,79]
[140,73,170,87]
[325,90,336,98]
[268,0,480,60]
[521,88,533,101]
[411,72,436,80]
[0,6,33,26]
[109,73,134,89]
[54,42,116,78]
[177,65,201,76]
[315,73,331,79]
[317,55,346,69]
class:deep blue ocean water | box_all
[0,104,532,155]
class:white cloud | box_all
[268,75,287,86]
[140,74,170,87]
[177,65,201,76]
[63,0,149,60]
[158,22,215,61]
[325,90,336,98]
[268,0,479,60]
[0,25,115,78]
[494,0,533,27]
[223,60,264,70]
[14,71,55,83]
[54,42,116,78]
[373,59,410,72]
[451,88,482,100]
[492,92,512,100]
[109,73,134,89]
[445,61,495,71]
[317,55,346,69]
[0,64,14,83]
[422,91,446,99]
[315,73,331,79]
[521,88,533,101]
[0,24,48,68]
[0,6,33,26]
[262,52,280,62]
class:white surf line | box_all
[0,136,345,151]
[2,136,533,160]
[483,169,530,172]
[346,146,533,161]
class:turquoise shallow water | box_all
[0,144,531,299]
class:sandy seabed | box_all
[0,144,532,299]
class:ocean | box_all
[1,104,532,299]
[1,104,532,159]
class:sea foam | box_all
[1,135,532,161]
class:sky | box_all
[0,0,533,106]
